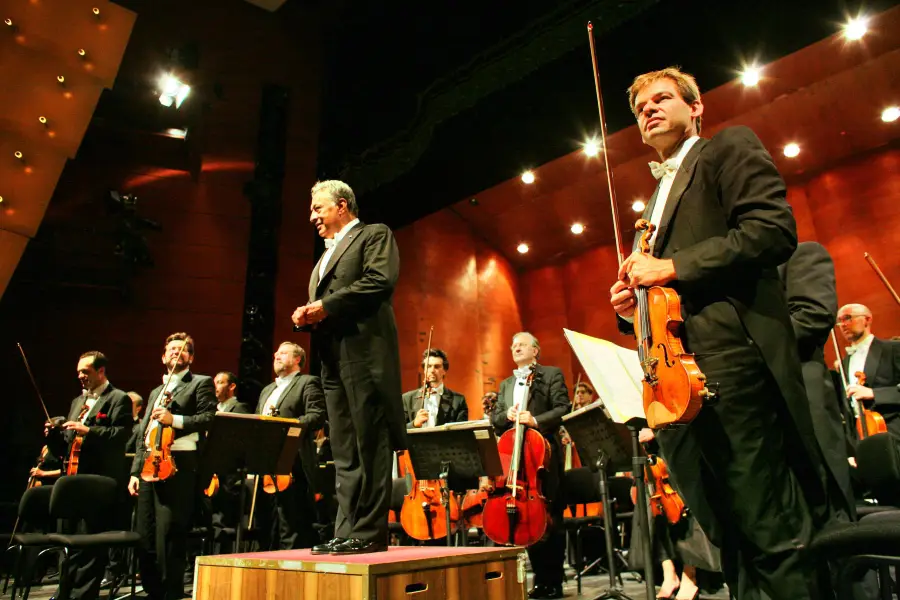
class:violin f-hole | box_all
[657,343,676,367]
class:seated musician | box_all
[402,348,468,428]
[838,303,900,441]
[491,332,569,600]
[255,342,327,550]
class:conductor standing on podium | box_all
[292,180,407,555]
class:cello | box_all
[482,364,551,547]
[399,326,460,541]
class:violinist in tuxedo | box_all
[608,67,832,599]
[838,303,900,440]
[255,342,326,550]
[293,180,405,555]
[214,371,250,415]
[52,351,132,599]
[491,332,569,600]
[402,349,468,428]
[128,333,216,600]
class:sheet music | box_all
[563,328,645,423]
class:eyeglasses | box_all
[837,314,867,323]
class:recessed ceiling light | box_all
[570,223,585,235]
[843,16,868,41]
[632,200,646,212]
[521,170,535,184]
[882,106,900,123]
[517,243,529,254]
[583,139,600,157]
[740,66,762,87]
[783,143,800,158]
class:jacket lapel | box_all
[436,388,454,425]
[69,396,87,422]
[168,372,192,412]
[316,222,365,293]
[308,254,326,302]
[258,384,274,415]
[632,185,662,252]
[276,376,301,413]
[652,138,708,257]
[85,384,114,420]
[864,338,882,386]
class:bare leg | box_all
[675,565,700,600]
[658,559,680,598]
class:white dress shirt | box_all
[512,366,534,413]
[146,370,198,451]
[647,136,701,250]
[423,384,444,428]
[79,380,110,423]
[263,371,299,416]
[847,334,875,386]
[319,218,360,279]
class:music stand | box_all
[200,413,303,549]
[406,421,503,547]
[562,402,654,600]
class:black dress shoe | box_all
[331,538,388,555]
[310,537,347,555]
[528,583,564,599]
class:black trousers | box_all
[658,346,820,600]
[257,468,317,550]
[62,520,107,600]
[528,440,566,587]
[321,359,392,544]
[136,451,197,600]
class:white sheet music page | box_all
[563,328,645,423]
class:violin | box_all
[482,364,551,547]
[26,446,50,489]
[261,406,294,494]
[853,371,887,439]
[632,454,685,525]
[141,390,178,482]
[204,474,219,497]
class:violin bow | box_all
[864,252,900,306]
[830,330,861,434]
[418,326,435,399]
[17,343,54,424]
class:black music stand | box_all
[200,413,303,549]
[406,421,503,547]
[562,402,654,600]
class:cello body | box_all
[482,426,550,547]
[398,450,459,541]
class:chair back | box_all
[561,468,601,505]
[49,475,118,520]
[857,433,900,506]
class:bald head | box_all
[837,303,873,345]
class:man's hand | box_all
[291,305,308,327]
[413,409,429,428]
[848,457,858,468]
[618,252,676,288]
[846,385,874,401]
[610,280,636,319]
[151,407,174,426]
[478,476,494,494]
[302,300,328,325]
[62,421,89,436]
[638,427,655,444]
[516,411,538,428]
[128,476,140,497]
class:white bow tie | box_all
[324,238,336,249]
[513,366,533,380]
[649,159,678,180]
[845,346,857,356]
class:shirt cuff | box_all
[622,314,635,323]
[172,415,184,429]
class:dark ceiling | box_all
[316,0,899,230]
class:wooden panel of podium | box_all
[194,546,525,600]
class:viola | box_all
[482,364,551,547]
[66,436,83,476]
[853,371,888,439]
[141,391,178,482]
[204,474,219,497]
[260,405,295,494]
[26,446,50,489]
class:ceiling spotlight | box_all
[77,48,86,58]
[583,139,600,157]
[57,75,65,84]
[158,74,191,109]
[92,7,100,16]
[632,200,646,212]
[4,18,13,27]
[882,106,900,123]
[517,243,530,254]
[570,223,585,235]
[0,196,4,204]
[783,143,800,158]
[38,116,48,126]
[521,170,535,184]
[14,151,24,161]
[843,16,868,41]
[740,66,762,87]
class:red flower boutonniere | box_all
[96,413,108,420]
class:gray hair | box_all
[512,331,541,359]
[311,180,358,216]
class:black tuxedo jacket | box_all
[63,383,132,483]
[401,386,468,428]
[842,337,900,439]
[218,398,251,414]
[308,221,407,450]
[130,371,216,476]
[779,241,854,515]
[491,365,570,442]
[257,373,327,486]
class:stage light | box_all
[92,7,100,16]
[4,18,13,27]
[39,116,48,126]
[843,16,868,41]
[583,139,600,157]
[57,75,65,84]
[740,66,761,87]
[632,200,646,212]
[882,107,900,123]
[0,196,4,204]
[521,170,535,184]
[517,243,529,254]
[783,143,800,158]
[570,223,585,235]
[164,128,188,139]
[77,48,86,58]
[158,74,191,109]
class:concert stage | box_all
[194,545,526,599]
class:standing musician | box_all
[293,180,406,555]
[608,67,832,599]
[779,242,856,519]
[255,342,327,550]
[837,303,900,440]
[128,333,216,600]
[402,348,468,429]
[53,351,132,600]
[214,371,250,415]
[491,332,569,600]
